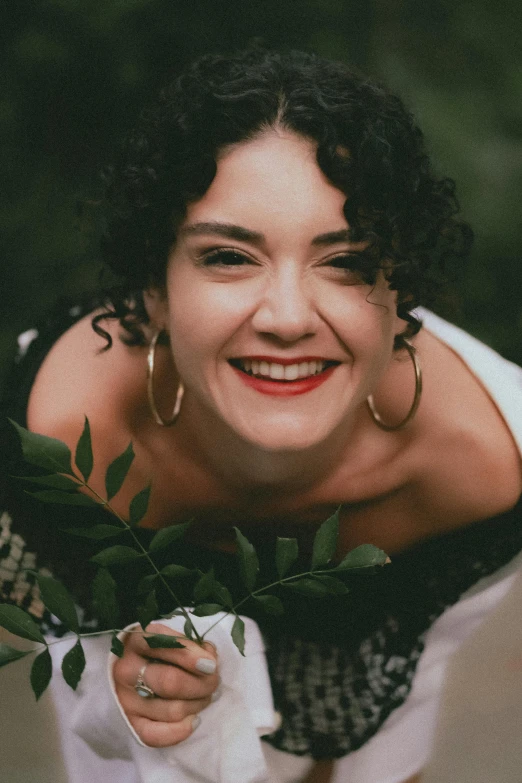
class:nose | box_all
[251,263,318,343]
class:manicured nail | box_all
[210,683,222,703]
[196,658,216,674]
[191,714,201,731]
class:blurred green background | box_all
[1,0,521,384]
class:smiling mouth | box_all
[229,358,340,382]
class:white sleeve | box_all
[330,549,522,783]
[54,613,279,783]
[48,634,140,783]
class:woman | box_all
[1,48,521,783]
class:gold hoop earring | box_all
[147,330,184,426]
[366,340,422,431]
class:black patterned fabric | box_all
[262,497,522,757]
[1,300,521,760]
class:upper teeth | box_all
[240,360,325,380]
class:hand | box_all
[113,622,219,747]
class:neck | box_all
[175,396,364,502]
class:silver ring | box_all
[134,663,156,699]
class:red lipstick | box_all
[231,364,337,396]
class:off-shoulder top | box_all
[1,300,521,760]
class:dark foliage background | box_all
[1,0,521,384]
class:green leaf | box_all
[137,574,158,596]
[231,615,245,656]
[212,582,234,609]
[9,419,73,475]
[333,544,389,571]
[310,574,350,595]
[233,528,259,593]
[145,634,185,650]
[129,484,151,527]
[14,474,80,491]
[282,578,330,597]
[160,564,193,579]
[184,619,195,640]
[105,442,134,500]
[311,508,340,570]
[192,603,224,617]
[75,416,93,482]
[36,574,79,632]
[137,590,159,631]
[92,568,119,627]
[148,522,190,553]
[193,568,217,603]
[67,524,124,540]
[61,639,85,690]
[30,648,53,700]
[0,604,46,643]
[161,609,184,619]
[26,489,98,507]
[0,643,31,668]
[252,594,285,616]
[90,546,143,567]
[275,537,299,579]
[111,634,124,658]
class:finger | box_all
[138,660,219,700]
[115,654,219,700]
[118,688,212,723]
[125,624,218,675]
[130,713,202,748]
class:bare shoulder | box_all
[411,328,521,528]
[24,313,202,528]
[28,312,138,421]
[26,311,149,478]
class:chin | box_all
[237,419,333,453]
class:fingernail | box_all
[210,683,222,703]
[192,714,201,731]
[196,658,216,674]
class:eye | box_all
[327,253,354,268]
[324,253,373,284]
[201,249,253,267]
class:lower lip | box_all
[231,365,337,396]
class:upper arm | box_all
[25,315,145,507]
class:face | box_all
[150,131,402,452]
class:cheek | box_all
[357,281,399,345]
[318,285,396,353]
[168,282,249,362]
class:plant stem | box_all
[201,567,335,636]
[14,627,188,660]
[76,476,204,645]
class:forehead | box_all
[182,130,348,234]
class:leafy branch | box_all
[1,418,389,699]
[10,417,200,640]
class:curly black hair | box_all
[94,46,473,349]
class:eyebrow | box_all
[179,221,353,247]
[180,222,264,244]
[311,229,352,246]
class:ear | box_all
[143,287,169,331]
